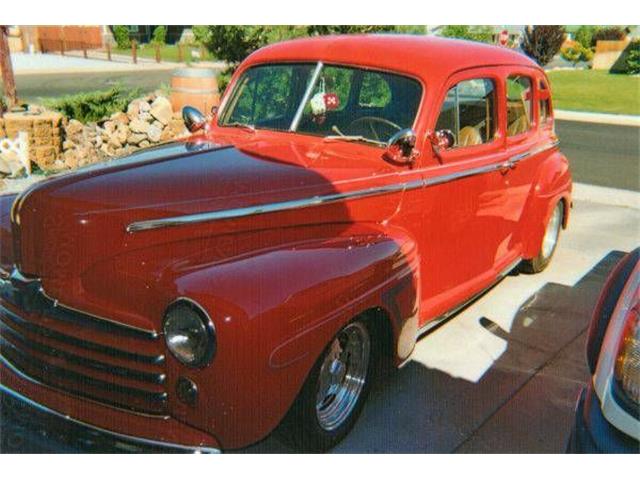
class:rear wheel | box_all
[278,319,375,452]
[521,201,564,273]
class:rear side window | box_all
[506,75,533,136]
[435,78,497,148]
[539,79,552,125]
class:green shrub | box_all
[592,26,626,47]
[574,26,596,49]
[113,25,131,49]
[43,86,140,123]
[561,42,594,66]
[624,40,640,74]
[191,25,210,45]
[438,25,494,43]
[152,26,167,45]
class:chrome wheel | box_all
[541,203,562,259]
[315,322,371,432]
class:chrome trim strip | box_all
[127,141,561,233]
[416,257,522,338]
[0,383,220,453]
[290,61,323,132]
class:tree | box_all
[521,25,566,66]
[205,26,406,92]
[151,26,167,45]
[0,26,17,109]
[438,25,494,43]
[112,25,131,49]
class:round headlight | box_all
[163,301,216,367]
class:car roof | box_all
[244,34,540,80]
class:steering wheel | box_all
[347,116,402,142]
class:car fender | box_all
[521,149,572,259]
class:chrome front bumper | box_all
[0,384,220,453]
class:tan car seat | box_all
[458,126,483,147]
[508,115,530,136]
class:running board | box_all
[415,257,523,339]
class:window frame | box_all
[431,69,504,160]
[504,71,537,142]
[216,61,426,147]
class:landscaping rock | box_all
[147,124,162,143]
[150,97,173,125]
[129,119,150,134]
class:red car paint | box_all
[0,35,572,451]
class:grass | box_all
[111,44,214,64]
[546,70,640,115]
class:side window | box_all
[435,78,497,148]
[539,79,552,125]
[506,75,533,136]
[358,72,392,108]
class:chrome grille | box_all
[0,302,168,415]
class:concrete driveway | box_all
[239,198,639,453]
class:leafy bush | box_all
[191,25,211,45]
[624,40,640,74]
[574,26,596,49]
[561,42,594,66]
[438,25,494,43]
[592,26,627,46]
[152,26,167,45]
[113,25,131,49]
[521,25,566,66]
[43,86,140,123]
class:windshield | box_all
[219,63,422,145]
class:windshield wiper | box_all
[224,122,256,132]
[323,134,386,148]
[323,125,386,147]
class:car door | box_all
[407,68,518,325]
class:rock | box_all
[138,112,154,122]
[0,157,12,176]
[127,101,141,119]
[63,149,79,169]
[150,97,173,125]
[139,140,150,148]
[66,119,84,137]
[129,119,149,134]
[63,140,75,150]
[0,151,23,177]
[139,101,151,113]
[152,120,164,130]
[127,132,147,145]
[103,120,117,134]
[115,125,129,144]
[110,111,129,125]
[147,124,162,143]
[108,135,122,149]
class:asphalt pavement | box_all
[556,120,640,192]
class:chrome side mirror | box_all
[182,106,207,133]
[384,128,417,164]
[428,129,455,162]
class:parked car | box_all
[567,248,639,453]
[0,35,572,453]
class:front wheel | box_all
[521,201,564,273]
[278,320,374,452]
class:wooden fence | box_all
[37,26,103,53]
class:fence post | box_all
[155,43,160,63]
[132,40,137,64]
[60,39,65,55]
[83,43,88,59]
[106,43,111,61]
[178,44,183,63]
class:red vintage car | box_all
[0,35,572,453]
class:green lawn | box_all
[546,70,640,116]
[111,44,214,64]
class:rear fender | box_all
[521,150,572,259]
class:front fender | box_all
[521,150,572,259]
[81,223,419,449]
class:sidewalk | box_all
[11,52,226,75]
[555,109,640,127]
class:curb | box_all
[555,110,640,127]
[572,183,639,209]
